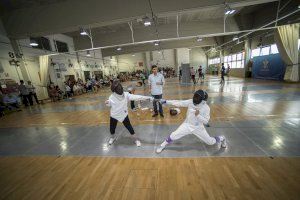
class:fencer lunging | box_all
[156,89,226,153]
[105,80,153,147]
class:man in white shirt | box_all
[18,80,33,106]
[148,65,165,117]
[156,89,226,153]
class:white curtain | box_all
[274,23,299,82]
[39,55,49,99]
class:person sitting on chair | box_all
[3,93,21,111]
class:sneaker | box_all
[108,137,116,145]
[160,113,164,118]
[135,140,141,147]
[156,145,165,154]
[221,137,227,148]
[152,113,158,117]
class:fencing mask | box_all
[193,90,205,105]
[111,80,124,95]
[170,108,181,116]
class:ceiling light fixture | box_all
[144,17,151,26]
[29,39,38,47]
[233,35,239,41]
[144,21,151,26]
[117,47,122,51]
[158,51,161,54]
[196,37,203,42]
[225,9,236,15]
[154,42,159,46]
[86,50,91,56]
[229,10,236,14]
[132,54,135,56]
[80,28,88,36]
[224,3,236,15]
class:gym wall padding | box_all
[252,54,286,81]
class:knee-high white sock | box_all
[161,141,168,147]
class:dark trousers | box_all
[191,75,196,84]
[220,74,225,83]
[130,101,136,110]
[30,92,39,104]
[152,94,163,114]
[21,94,33,106]
[129,91,136,110]
[110,116,135,135]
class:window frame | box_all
[208,57,221,66]
[261,46,270,56]
[54,40,69,53]
[30,37,52,51]
[224,51,245,69]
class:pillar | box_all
[9,38,31,82]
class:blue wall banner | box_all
[252,54,285,80]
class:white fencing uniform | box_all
[166,99,217,145]
[106,92,153,122]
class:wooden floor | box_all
[0,157,299,200]
[1,76,300,199]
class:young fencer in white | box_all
[105,80,153,147]
[156,89,226,153]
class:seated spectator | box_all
[55,86,63,99]
[94,80,101,92]
[73,83,79,95]
[140,72,146,85]
[49,85,59,102]
[79,83,84,95]
[86,79,93,92]
[3,93,21,111]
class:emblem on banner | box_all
[261,59,270,71]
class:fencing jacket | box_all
[166,99,210,131]
[106,92,153,122]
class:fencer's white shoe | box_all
[221,137,227,148]
[156,145,165,154]
[135,140,141,147]
[108,137,116,145]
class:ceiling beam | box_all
[1,0,278,39]
[72,18,238,50]
[101,37,216,57]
